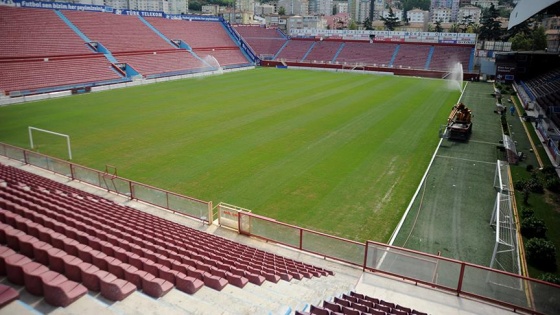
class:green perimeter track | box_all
[0,68,459,243]
[392,82,504,266]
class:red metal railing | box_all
[239,210,559,315]
[0,142,211,223]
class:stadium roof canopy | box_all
[508,0,560,29]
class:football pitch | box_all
[0,68,461,242]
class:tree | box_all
[381,7,400,31]
[449,23,460,33]
[479,3,503,40]
[511,32,532,50]
[363,17,373,30]
[434,20,443,33]
[459,14,474,33]
[468,24,480,34]
[401,0,430,11]
[278,6,286,15]
[525,238,557,271]
[510,27,548,51]
[188,1,202,11]
[532,26,547,50]
[348,20,358,30]
[521,216,548,239]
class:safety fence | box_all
[1,142,559,314]
[236,210,559,315]
[0,142,212,223]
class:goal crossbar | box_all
[28,126,72,160]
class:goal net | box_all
[28,127,72,160]
[489,160,521,289]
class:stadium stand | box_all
[193,47,250,67]
[145,18,250,67]
[0,56,122,94]
[234,25,288,59]
[112,50,203,78]
[0,6,126,95]
[391,44,432,70]
[62,11,173,53]
[335,42,398,67]
[427,45,472,72]
[297,291,428,315]
[145,19,232,50]
[522,68,560,127]
[0,5,477,96]
[275,40,316,61]
[0,6,92,58]
[304,41,344,63]
[0,163,333,307]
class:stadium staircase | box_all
[54,10,91,44]
[424,46,434,70]
[389,45,400,68]
[54,11,122,68]
[138,16,176,48]
[332,42,345,63]
[220,20,257,64]
[468,47,475,72]
[274,41,289,60]
[301,42,317,62]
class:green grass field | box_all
[0,68,460,242]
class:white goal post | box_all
[28,126,72,160]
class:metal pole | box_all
[28,127,34,149]
[67,135,72,160]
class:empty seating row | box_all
[2,184,324,284]
[0,55,123,94]
[295,291,428,315]
[62,11,173,53]
[113,50,204,78]
[145,18,250,67]
[0,232,89,307]
[234,26,286,40]
[0,164,332,293]
[304,41,343,63]
[146,18,236,50]
[0,191,241,292]
[335,42,397,67]
[428,46,471,72]
[234,25,288,58]
[193,48,251,67]
[392,45,431,70]
[276,40,315,61]
[0,6,93,58]
[0,211,177,302]
[0,174,329,280]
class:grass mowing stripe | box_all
[130,74,383,188]
[0,68,458,242]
